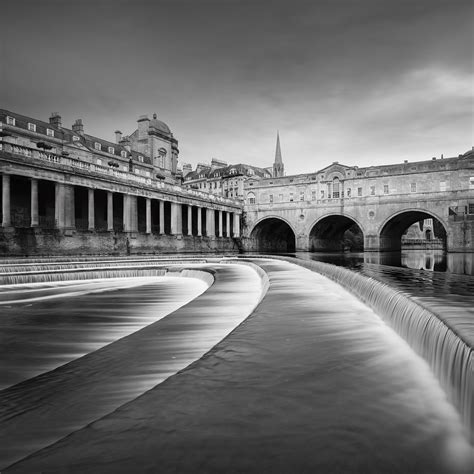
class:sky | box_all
[1,0,472,175]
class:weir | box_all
[0,255,472,472]
[264,255,474,442]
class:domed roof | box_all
[150,113,171,135]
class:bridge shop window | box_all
[269,194,273,203]
[410,183,417,192]
[312,190,316,200]
[440,181,447,191]
[28,122,36,132]
[370,186,375,196]
[346,188,351,197]
[279,193,283,201]
[46,128,54,137]
[358,187,362,196]
[332,178,340,198]
[300,191,305,201]
[320,190,325,199]
[247,192,256,205]
[383,184,389,194]
[290,193,294,202]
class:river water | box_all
[0,254,472,472]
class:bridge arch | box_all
[309,214,365,252]
[378,209,448,251]
[249,216,296,253]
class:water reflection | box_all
[289,250,473,275]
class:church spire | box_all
[273,131,284,177]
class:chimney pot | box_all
[115,130,122,143]
[49,112,62,128]
[72,119,84,135]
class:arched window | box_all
[332,177,340,198]
[247,192,256,205]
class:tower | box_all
[273,132,284,178]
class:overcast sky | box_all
[1,0,472,174]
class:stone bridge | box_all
[242,153,474,253]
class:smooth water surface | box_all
[0,276,209,389]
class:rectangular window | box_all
[468,203,474,214]
[269,194,273,203]
[358,187,362,196]
[108,146,115,154]
[469,178,474,190]
[321,190,325,199]
[312,190,316,200]
[346,188,351,197]
[6,116,15,125]
[300,191,305,201]
[279,193,283,201]
[46,128,54,137]
[370,186,375,195]
[383,185,389,194]
[440,181,447,191]
[94,142,101,150]
[289,193,294,202]
[411,183,417,192]
[97,159,102,166]
[28,122,36,132]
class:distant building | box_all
[182,133,284,198]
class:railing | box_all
[0,141,240,208]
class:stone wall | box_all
[0,228,239,256]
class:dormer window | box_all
[137,155,144,162]
[28,123,36,132]
[46,129,54,137]
[121,150,128,158]
[72,135,80,142]
[94,142,101,150]
[6,116,15,126]
[108,146,115,154]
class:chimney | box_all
[49,112,62,128]
[115,130,122,143]
[72,119,84,135]
[137,114,150,140]
[119,135,131,152]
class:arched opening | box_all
[309,215,364,252]
[250,218,296,253]
[380,211,447,251]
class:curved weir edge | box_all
[243,255,473,444]
[0,262,269,469]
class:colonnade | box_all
[0,174,241,238]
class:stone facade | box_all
[0,109,242,256]
[242,150,474,252]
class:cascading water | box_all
[272,255,474,443]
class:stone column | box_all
[197,207,202,237]
[88,188,95,231]
[233,213,240,238]
[123,194,130,232]
[2,174,11,227]
[107,192,114,231]
[55,183,66,229]
[64,184,75,228]
[30,178,39,227]
[187,205,193,236]
[218,210,223,237]
[146,198,151,234]
[206,208,215,237]
[129,195,138,232]
[226,212,230,237]
[159,200,165,234]
[170,202,182,235]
